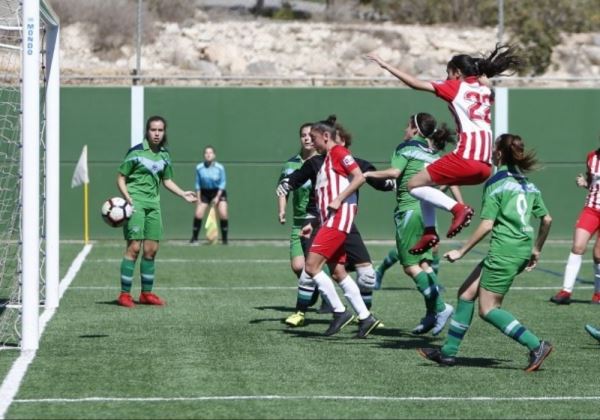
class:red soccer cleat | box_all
[592,292,600,304]
[549,290,571,305]
[409,228,440,255]
[446,203,475,238]
[139,292,166,306]
[117,292,135,308]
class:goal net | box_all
[0,0,59,351]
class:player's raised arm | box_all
[366,53,435,92]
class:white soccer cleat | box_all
[432,304,454,336]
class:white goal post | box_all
[0,0,59,352]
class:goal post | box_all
[0,0,60,352]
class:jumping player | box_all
[367,45,521,254]
[417,134,553,372]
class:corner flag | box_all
[205,207,219,243]
[71,146,90,243]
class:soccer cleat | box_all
[284,311,305,327]
[409,228,440,255]
[138,292,166,306]
[432,304,454,336]
[374,266,383,290]
[524,340,553,372]
[189,237,198,244]
[550,290,571,305]
[592,292,600,304]
[356,314,381,339]
[412,313,436,335]
[446,204,475,238]
[417,347,456,367]
[117,292,135,308]
[324,310,354,336]
[585,324,600,342]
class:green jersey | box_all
[391,137,440,212]
[118,139,173,205]
[481,165,549,259]
[279,154,312,223]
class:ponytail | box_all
[448,44,521,78]
[411,113,455,151]
[495,134,538,172]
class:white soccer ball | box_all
[101,197,133,227]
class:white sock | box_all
[420,200,437,228]
[312,271,345,313]
[562,252,582,293]
[410,186,457,212]
[594,263,600,293]
[339,276,370,320]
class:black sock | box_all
[192,218,202,240]
[220,219,229,244]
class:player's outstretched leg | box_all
[446,203,475,238]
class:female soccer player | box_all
[367,45,521,254]
[190,146,229,244]
[301,118,380,338]
[117,116,196,308]
[365,112,456,335]
[550,146,600,304]
[417,134,553,372]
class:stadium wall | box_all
[60,87,600,240]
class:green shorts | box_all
[394,207,432,267]
[480,254,529,295]
[123,201,163,241]
[290,223,304,259]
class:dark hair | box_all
[447,44,521,78]
[411,112,455,151]
[311,114,337,138]
[298,123,312,137]
[335,122,353,148]
[204,145,215,153]
[145,115,168,147]
[495,133,538,172]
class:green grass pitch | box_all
[3,241,600,419]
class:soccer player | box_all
[116,116,196,307]
[417,134,553,372]
[301,117,380,338]
[278,118,393,330]
[190,146,229,244]
[277,123,319,327]
[550,146,600,304]
[367,45,521,254]
[364,112,455,335]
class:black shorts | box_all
[200,189,227,204]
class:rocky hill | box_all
[61,10,600,86]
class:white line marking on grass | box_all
[0,244,93,420]
[85,258,585,264]
[67,285,593,291]
[12,395,600,404]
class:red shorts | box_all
[427,152,492,186]
[309,226,347,264]
[575,207,600,235]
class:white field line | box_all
[0,244,93,420]
[12,395,600,404]
[85,258,586,264]
[68,285,593,291]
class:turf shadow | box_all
[79,334,110,339]
[96,300,122,306]
[254,305,294,312]
[377,336,439,350]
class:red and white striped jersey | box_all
[432,77,493,164]
[585,150,600,210]
[315,145,359,233]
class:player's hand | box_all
[363,171,371,178]
[576,173,587,188]
[276,179,290,197]
[182,191,197,203]
[300,224,313,238]
[211,197,219,206]
[278,210,286,224]
[366,52,386,67]
[327,198,341,212]
[444,249,463,263]
[525,250,540,272]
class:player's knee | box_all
[356,265,376,291]
[571,244,587,255]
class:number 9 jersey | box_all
[480,165,549,259]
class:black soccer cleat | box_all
[417,347,456,367]
[356,314,381,339]
[525,340,553,372]
[324,310,354,336]
[412,314,436,335]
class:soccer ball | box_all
[101,197,133,227]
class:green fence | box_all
[60,87,600,240]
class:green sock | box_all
[360,288,373,309]
[483,308,541,351]
[379,248,399,273]
[120,258,135,293]
[140,257,155,292]
[427,271,446,313]
[296,285,316,311]
[441,298,475,357]
[431,253,440,276]
[413,271,444,314]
